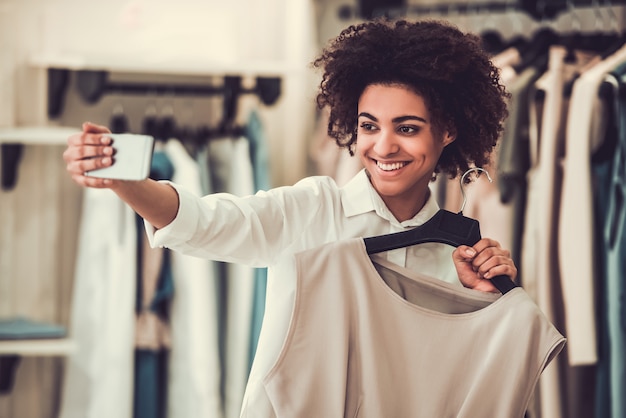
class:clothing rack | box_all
[48,69,281,119]
[350,0,626,20]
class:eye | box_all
[359,122,378,132]
[398,125,419,135]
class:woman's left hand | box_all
[452,238,518,293]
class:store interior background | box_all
[1,0,624,417]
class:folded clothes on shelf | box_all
[0,317,66,340]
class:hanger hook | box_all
[459,167,493,214]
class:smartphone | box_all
[85,133,154,181]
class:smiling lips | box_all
[376,161,408,171]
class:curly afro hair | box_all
[312,19,509,179]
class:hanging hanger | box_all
[478,3,506,55]
[512,26,556,73]
[110,102,129,134]
[562,0,623,98]
[177,98,204,157]
[142,100,159,137]
[158,101,177,142]
[597,0,625,59]
[562,0,617,58]
[593,74,619,161]
[364,167,518,294]
[512,0,558,74]
[216,76,247,138]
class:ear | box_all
[442,131,456,147]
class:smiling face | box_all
[356,83,455,221]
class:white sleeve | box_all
[144,177,340,267]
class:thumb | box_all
[82,121,111,134]
[453,245,476,262]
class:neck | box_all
[382,189,430,223]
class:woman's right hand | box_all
[64,121,180,228]
[63,121,117,188]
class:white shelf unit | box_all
[0,338,76,356]
[0,126,78,145]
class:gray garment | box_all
[497,66,542,281]
[263,238,565,417]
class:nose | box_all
[372,129,399,156]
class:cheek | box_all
[409,142,445,164]
[354,135,369,155]
[356,145,369,165]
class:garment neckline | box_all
[355,238,519,319]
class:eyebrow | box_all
[358,112,428,124]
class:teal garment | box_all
[244,111,272,373]
[133,150,175,418]
[133,350,169,418]
[592,116,617,417]
[246,110,272,193]
[601,62,626,418]
[592,75,616,418]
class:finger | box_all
[482,263,517,282]
[66,155,114,175]
[453,245,477,262]
[63,143,114,162]
[82,121,112,134]
[66,134,112,153]
[456,246,503,273]
[476,255,517,279]
[470,246,512,270]
[471,238,501,253]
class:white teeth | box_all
[377,161,406,171]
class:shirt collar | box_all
[340,169,440,228]
[341,170,376,217]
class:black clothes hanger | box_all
[110,104,129,133]
[506,35,530,55]
[481,29,506,56]
[589,0,625,59]
[156,107,177,142]
[562,26,624,98]
[142,104,159,137]
[364,168,518,295]
[593,74,619,163]
[513,27,557,74]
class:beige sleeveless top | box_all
[262,238,565,417]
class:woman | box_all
[64,19,532,416]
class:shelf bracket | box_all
[48,68,70,119]
[0,355,21,394]
[1,143,24,191]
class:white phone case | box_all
[86,133,154,180]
